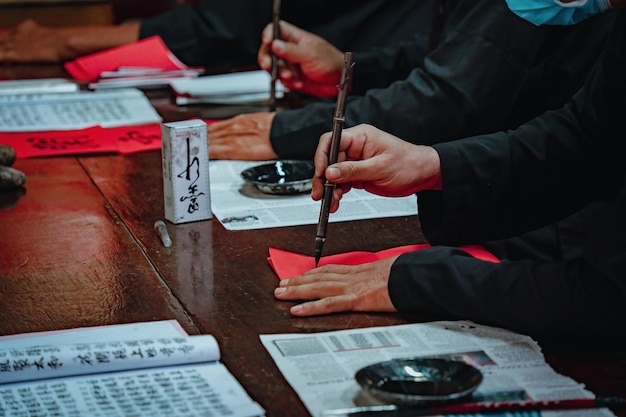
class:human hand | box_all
[312,124,443,213]
[0,145,25,190]
[0,20,140,63]
[0,19,76,62]
[274,256,399,316]
[207,112,278,160]
[258,20,345,98]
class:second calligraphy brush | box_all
[269,0,281,112]
[314,52,355,267]
[321,396,626,417]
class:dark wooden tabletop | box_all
[0,64,625,417]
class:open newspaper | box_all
[260,320,614,417]
[0,321,264,417]
[209,160,418,230]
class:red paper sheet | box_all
[0,127,119,158]
[64,36,188,82]
[107,125,163,154]
[268,244,500,279]
[1,119,218,159]
[1,124,161,158]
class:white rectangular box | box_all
[161,120,212,224]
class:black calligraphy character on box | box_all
[177,136,205,214]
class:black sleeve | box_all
[388,230,626,341]
[139,0,437,69]
[270,0,613,160]
[139,0,273,68]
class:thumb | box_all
[261,22,274,44]
[326,160,370,184]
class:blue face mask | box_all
[505,0,612,26]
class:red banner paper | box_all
[268,244,500,279]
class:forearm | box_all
[270,27,542,160]
[388,247,626,340]
[420,66,623,245]
[64,22,140,58]
[351,39,430,94]
[0,19,140,63]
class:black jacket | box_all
[270,0,617,160]
[139,0,437,69]
[390,11,626,341]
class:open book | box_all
[0,321,264,417]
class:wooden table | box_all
[1,64,625,417]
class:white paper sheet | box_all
[0,78,79,95]
[0,320,187,346]
[0,88,162,131]
[0,321,265,417]
[0,335,220,384]
[0,362,265,417]
[170,70,285,105]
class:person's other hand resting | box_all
[274,124,442,316]
[258,20,345,98]
[275,257,400,316]
[207,112,277,160]
[0,19,140,63]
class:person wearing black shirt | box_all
[275,8,626,341]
